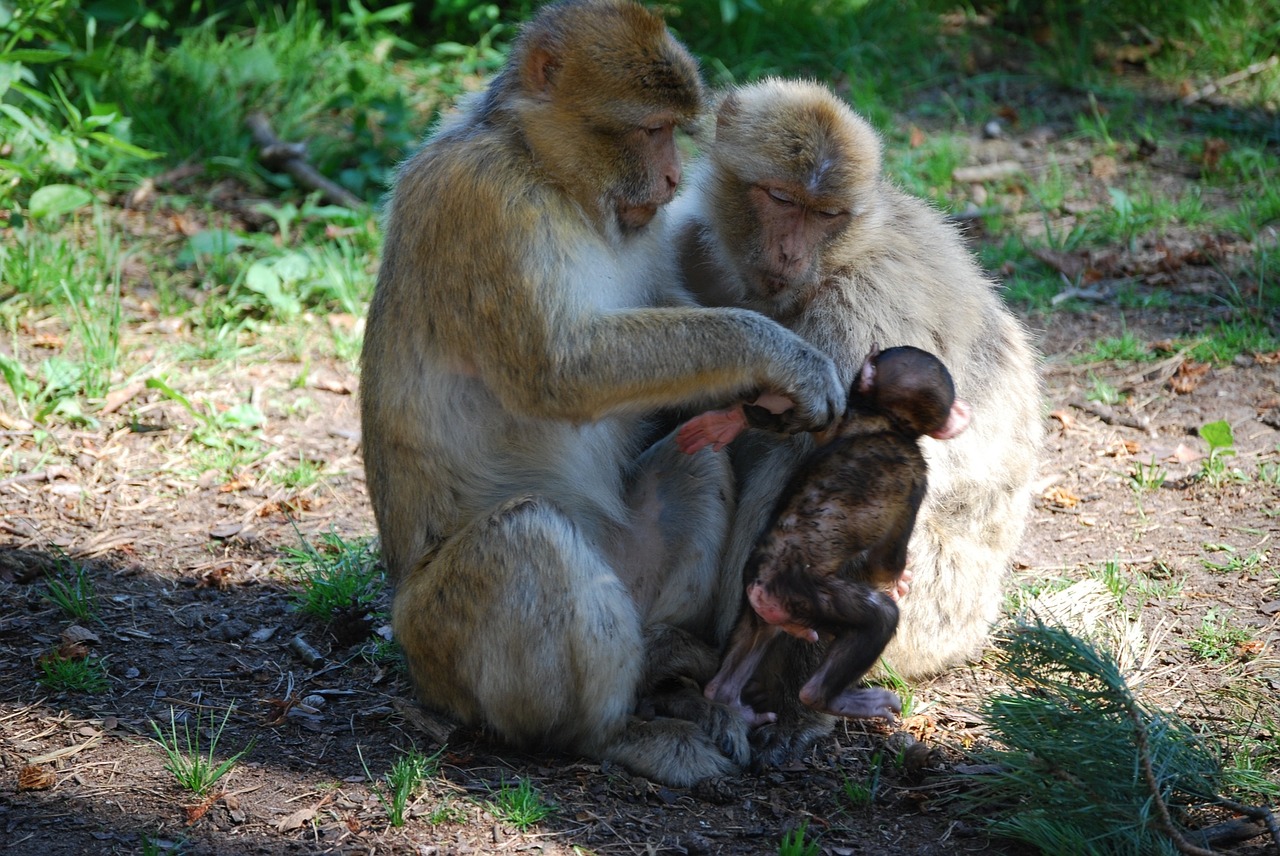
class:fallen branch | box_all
[1181,55,1279,105]
[244,112,364,209]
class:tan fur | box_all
[669,78,1043,762]
[360,7,845,785]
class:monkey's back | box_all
[753,423,926,603]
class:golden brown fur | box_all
[360,9,844,784]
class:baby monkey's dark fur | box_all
[705,345,970,724]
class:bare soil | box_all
[2,89,1278,855]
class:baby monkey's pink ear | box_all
[856,342,881,394]
[930,398,972,440]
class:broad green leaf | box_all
[1198,420,1235,456]
[29,183,94,219]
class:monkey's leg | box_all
[800,635,901,721]
[392,495,741,786]
[791,588,901,722]
[615,434,753,766]
[703,620,782,728]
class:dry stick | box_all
[244,112,364,209]
[1181,55,1279,105]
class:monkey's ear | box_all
[522,44,561,101]
[857,348,877,394]
[715,91,742,131]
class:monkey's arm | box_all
[675,392,798,454]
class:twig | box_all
[244,112,365,209]
[1181,55,1279,105]
[1067,397,1152,433]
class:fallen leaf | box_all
[902,713,937,742]
[1199,137,1229,171]
[185,791,221,825]
[101,382,145,415]
[1044,486,1080,508]
[276,807,316,833]
[1169,443,1203,465]
[1049,408,1075,428]
[1090,154,1118,182]
[1104,439,1141,457]
[18,766,56,791]
[1030,247,1087,280]
[62,625,101,646]
[1168,361,1210,394]
[908,125,926,148]
[1236,639,1265,658]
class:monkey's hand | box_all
[676,407,748,454]
[760,338,845,434]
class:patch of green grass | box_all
[1186,320,1280,365]
[487,777,556,831]
[1130,458,1168,492]
[1078,331,1152,363]
[42,554,99,621]
[1131,570,1185,603]
[840,752,881,808]
[360,746,441,827]
[1085,372,1124,406]
[885,131,967,207]
[1089,557,1130,605]
[280,529,383,619]
[1188,608,1252,663]
[778,819,820,856]
[150,705,254,796]
[38,652,109,693]
[1201,545,1268,575]
[271,455,325,490]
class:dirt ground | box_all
[2,94,1279,855]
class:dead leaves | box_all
[18,765,57,791]
[1168,361,1211,395]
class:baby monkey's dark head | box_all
[858,345,968,440]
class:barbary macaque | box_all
[359,4,847,786]
[668,78,1042,762]
[695,346,971,726]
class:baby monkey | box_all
[686,346,971,725]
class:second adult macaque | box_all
[668,78,1042,763]
[695,346,970,725]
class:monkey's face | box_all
[746,183,851,291]
[608,118,684,231]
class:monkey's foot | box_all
[604,716,744,786]
[888,568,913,602]
[676,408,746,454]
[819,687,901,721]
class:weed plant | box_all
[38,652,108,693]
[150,705,254,796]
[1197,420,1245,487]
[840,753,881,808]
[1189,609,1252,663]
[487,777,555,831]
[280,529,383,618]
[777,820,820,856]
[42,554,98,621]
[359,746,441,827]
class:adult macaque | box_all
[359,4,845,786]
[668,78,1042,763]
[697,346,971,727]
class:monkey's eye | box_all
[766,188,796,206]
[816,208,846,219]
